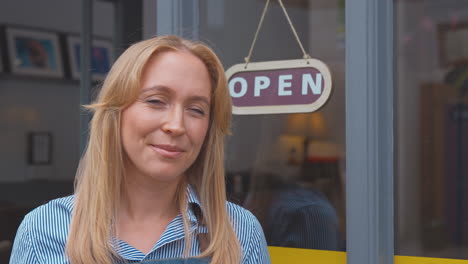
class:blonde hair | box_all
[66,36,241,264]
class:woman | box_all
[10,36,270,264]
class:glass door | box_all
[175,0,349,262]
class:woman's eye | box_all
[190,107,205,116]
[147,99,164,105]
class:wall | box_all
[0,0,114,183]
[0,78,80,182]
[0,0,114,37]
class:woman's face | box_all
[121,50,211,184]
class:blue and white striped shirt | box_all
[10,186,270,264]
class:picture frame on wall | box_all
[27,132,52,165]
[438,22,468,67]
[66,35,113,81]
[6,27,64,78]
[0,42,3,73]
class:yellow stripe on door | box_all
[268,246,346,263]
[395,255,468,264]
[268,247,468,263]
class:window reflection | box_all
[214,0,346,252]
[226,112,346,251]
[396,0,468,259]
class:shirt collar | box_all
[187,184,201,206]
[113,185,207,261]
[186,185,208,233]
[186,185,201,224]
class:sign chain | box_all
[245,0,271,68]
[277,0,311,60]
[244,0,311,69]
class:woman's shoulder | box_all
[225,201,260,227]
[225,201,264,243]
[26,195,75,222]
[21,195,74,233]
[10,196,75,263]
[225,201,271,263]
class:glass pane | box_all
[395,0,468,259]
[200,0,346,252]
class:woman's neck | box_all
[119,173,182,222]
[116,174,184,254]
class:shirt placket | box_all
[121,213,200,262]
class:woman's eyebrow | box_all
[189,96,210,106]
[141,86,210,105]
[141,85,171,94]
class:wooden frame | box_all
[5,27,64,78]
[438,22,468,68]
[66,35,113,81]
[420,82,468,248]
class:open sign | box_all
[225,59,332,115]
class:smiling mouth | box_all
[150,144,185,159]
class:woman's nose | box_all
[161,106,186,136]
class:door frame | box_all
[346,0,394,263]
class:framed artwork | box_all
[6,27,64,77]
[66,35,113,81]
[438,22,468,67]
[27,132,52,165]
[0,42,3,73]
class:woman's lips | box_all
[151,144,184,159]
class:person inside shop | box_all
[10,35,270,264]
[244,159,342,251]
